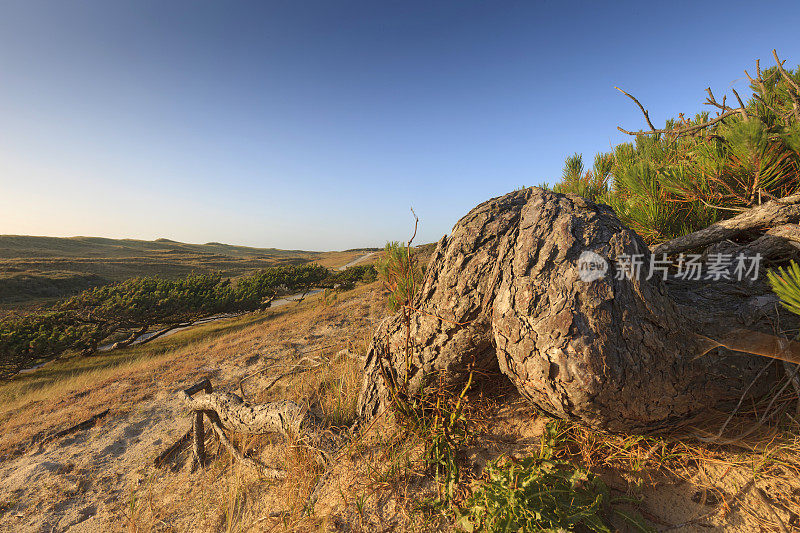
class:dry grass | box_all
[88,283,382,532]
[118,352,369,532]
[3,279,800,532]
[538,394,800,530]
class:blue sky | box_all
[0,0,798,250]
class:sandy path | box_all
[336,252,375,271]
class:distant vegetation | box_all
[554,52,800,244]
[0,263,376,379]
[0,235,361,309]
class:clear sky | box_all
[0,1,798,250]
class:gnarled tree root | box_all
[356,188,800,432]
[157,378,332,478]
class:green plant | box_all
[554,153,612,203]
[376,214,424,391]
[377,364,474,507]
[456,421,653,533]
[376,241,422,313]
[374,214,480,507]
[423,370,474,504]
[355,494,366,520]
[768,260,800,317]
[456,456,611,532]
[554,52,800,244]
[319,288,338,307]
[320,265,377,292]
[0,264,339,377]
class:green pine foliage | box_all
[553,153,613,204]
[376,241,423,312]
[0,263,366,379]
[236,264,329,304]
[58,273,238,328]
[321,265,377,291]
[554,58,800,244]
[0,312,97,377]
[768,261,800,317]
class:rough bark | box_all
[178,379,326,477]
[357,188,798,431]
[652,195,800,256]
[182,391,318,440]
[704,224,800,263]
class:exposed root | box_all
[167,378,344,481]
[205,411,286,479]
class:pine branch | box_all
[615,86,656,131]
[772,49,800,123]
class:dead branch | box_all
[185,378,213,396]
[704,223,800,262]
[205,411,286,479]
[615,86,656,131]
[704,87,728,111]
[176,378,339,479]
[731,87,748,120]
[113,326,149,349]
[137,321,194,346]
[620,51,799,136]
[652,194,800,255]
[695,329,800,366]
[773,49,800,123]
[191,411,205,471]
[617,108,743,137]
[182,389,317,439]
[34,409,109,449]
[616,83,745,136]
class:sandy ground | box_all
[0,280,798,532]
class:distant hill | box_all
[0,235,316,260]
[0,235,364,308]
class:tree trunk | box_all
[357,188,798,432]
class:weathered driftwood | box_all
[173,378,325,477]
[357,188,799,431]
[652,194,800,256]
[182,392,319,439]
[204,410,286,479]
[697,329,800,365]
